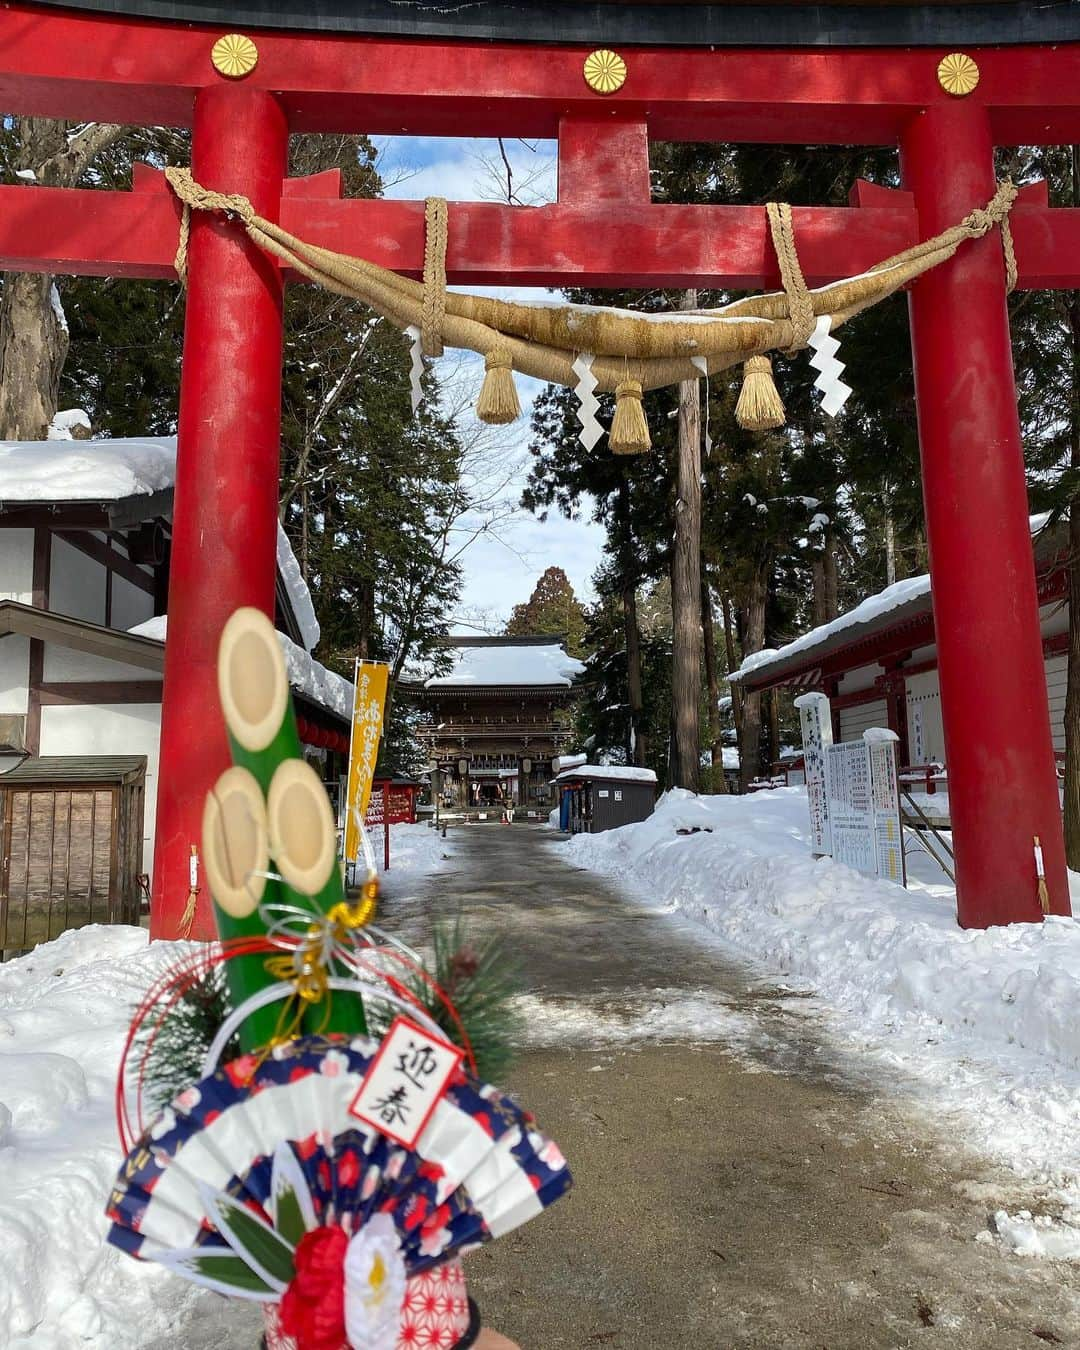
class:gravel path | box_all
[380,823,1080,1350]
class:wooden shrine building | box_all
[731,515,1067,785]
[407,636,584,816]
[0,435,352,956]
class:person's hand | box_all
[475,1333,520,1350]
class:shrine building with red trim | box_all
[730,515,1067,772]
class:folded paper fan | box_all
[106,1033,570,1346]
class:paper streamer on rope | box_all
[572,353,603,451]
[405,324,424,414]
[806,316,851,419]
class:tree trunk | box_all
[0,274,69,440]
[738,565,767,790]
[0,117,125,440]
[884,498,897,587]
[812,530,839,627]
[701,563,727,792]
[767,689,781,771]
[721,589,744,744]
[623,580,646,767]
[1063,143,1080,869]
[357,577,376,659]
[616,476,647,766]
[669,289,703,792]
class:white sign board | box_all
[824,734,904,884]
[349,1016,464,1149]
[794,692,833,855]
[796,694,904,885]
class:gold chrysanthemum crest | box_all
[584,49,627,95]
[937,52,979,97]
[212,33,259,79]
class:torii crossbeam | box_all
[1,1,1077,932]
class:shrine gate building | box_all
[407,636,584,815]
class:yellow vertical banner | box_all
[344,659,390,865]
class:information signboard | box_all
[794,692,833,855]
[797,697,904,885]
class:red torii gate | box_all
[0,3,1077,932]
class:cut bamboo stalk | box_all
[267,757,368,1036]
[217,606,367,1035]
[218,606,303,795]
[201,766,282,1051]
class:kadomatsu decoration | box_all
[107,609,571,1350]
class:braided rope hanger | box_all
[165,167,1019,453]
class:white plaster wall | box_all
[111,574,154,631]
[50,536,105,624]
[0,530,34,604]
[43,645,160,682]
[905,670,944,765]
[39,703,161,873]
[0,635,29,715]
[836,663,878,695]
[838,698,888,743]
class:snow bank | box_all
[0,926,211,1347]
[563,788,1080,1206]
[374,821,453,878]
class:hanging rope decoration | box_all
[164,168,1020,454]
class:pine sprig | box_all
[410,913,523,1085]
[134,964,240,1113]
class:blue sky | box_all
[375,136,605,629]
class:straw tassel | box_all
[735,354,786,432]
[609,379,650,455]
[476,348,521,425]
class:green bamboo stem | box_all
[217,608,367,1036]
[201,767,283,1051]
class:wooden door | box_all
[0,786,119,956]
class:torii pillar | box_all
[151,84,287,938]
[901,102,1069,927]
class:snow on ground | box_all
[372,821,454,878]
[0,927,211,1348]
[562,786,1080,1259]
[0,822,452,1348]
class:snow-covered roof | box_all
[275,523,319,653]
[128,616,351,720]
[0,434,321,655]
[0,435,176,501]
[425,639,585,689]
[553,764,657,784]
[732,512,1055,689]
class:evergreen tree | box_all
[505,566,587,654]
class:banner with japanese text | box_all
[344,659,390,864]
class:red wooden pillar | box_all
[151,85,288,939]
[900,103,1069,926]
